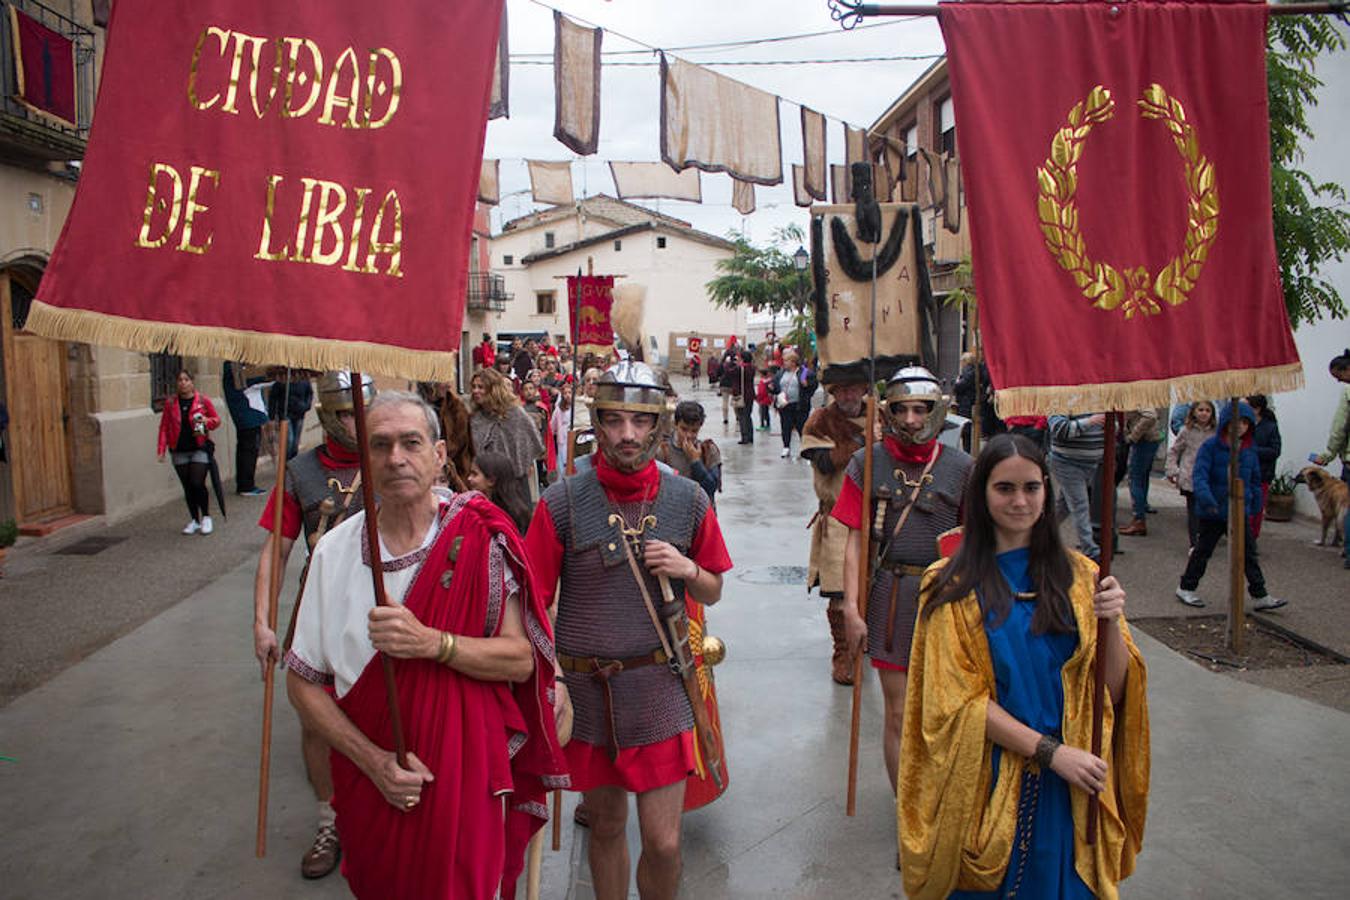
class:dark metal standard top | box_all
[828,1,1349,29]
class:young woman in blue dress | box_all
[899,433,1150,899]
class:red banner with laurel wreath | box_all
[567,275,615,357]
[27,0,502,381]
[940,1,1302,415]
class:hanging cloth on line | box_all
[660,54,782,186]
[800,106,827,201]
[528,160,574,206]
[553,11,602,155]
[608,161,703,202]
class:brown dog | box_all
[1295,465,1349,547]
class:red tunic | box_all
[332,496,567,899]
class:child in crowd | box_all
[467,452,534,536]
[755,368,772,431]
[1165,400,1216,549]
[1175,401,1286,611]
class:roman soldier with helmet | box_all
[524,359,733,899]
[830,366,973,799]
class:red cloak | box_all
[333,495,568,899]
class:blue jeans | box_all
[1051,453,1099,558]
[1127,439,1160,520]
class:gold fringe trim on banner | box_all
[993,362,1306,418]
[24,301,458,382]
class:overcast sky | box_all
[483,0,945,249]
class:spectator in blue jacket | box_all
[1175,401,1286,611]
[223,362,268,495]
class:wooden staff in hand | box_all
[256,420,289,857]
[845,394,876,817]
[1087,411,1118,843]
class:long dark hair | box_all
[476,451,533,535]
[923,433,1077,634]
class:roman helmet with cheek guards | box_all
[591,360,675,470]
[316,371,376,450]
[882,365,949,444]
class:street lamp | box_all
[787,246,810,353]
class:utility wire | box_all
[510,53,943,67]
[520,0,938,132]
[510,17,919,56]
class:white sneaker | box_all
[182,520,200,535]
[780,448,790,459]
[1252,594,1287,612]
[199,516,214,535]
[1175,588,1204,608]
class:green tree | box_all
[1268,12,1349,326]
[706,224,812,318]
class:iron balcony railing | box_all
[466,272,512,312]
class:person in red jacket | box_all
[156,369,221,535]
[471,332,496,371]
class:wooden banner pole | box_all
[845,393,876,817]
[1227,398,1247,655]
[1086,411,1117,843]
[349,371,409,769]
[256,419,289,858]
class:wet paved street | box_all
[2,382,1349,898]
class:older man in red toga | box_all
[286,390,567,899]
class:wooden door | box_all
[2,274,73,524]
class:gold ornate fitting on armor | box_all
[1037,84,1218,319]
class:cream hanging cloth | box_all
[528,160,574,206]
[478,159,500,206]
[608,162,703,201]
[660,54,782,185]
[553,11,602,155]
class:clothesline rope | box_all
[519,0,936,132]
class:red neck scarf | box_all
[885,435,938,465]
[594,451,659,503]
[318,435,361,469]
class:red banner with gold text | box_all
[28,0,503,381]
[566,275,615,358]
[940,1,1302,414]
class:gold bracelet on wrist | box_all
[436,631,457,666]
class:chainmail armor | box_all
[286,449,363,544]
[544,469,706,748]
[845,443,972,667]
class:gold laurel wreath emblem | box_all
[1036,84,1219,318]
[688,615,711,697]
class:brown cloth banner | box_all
[792,165,813,208]
[810,203,934,384]
[28,0,503,382]
[490,4,510,120]
[661,54,782,186]
[800,106,827,201]
[731,178,755,216]
[553,11,602,155]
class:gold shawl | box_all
[898,554,1150,899]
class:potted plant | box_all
[0,518,17,574]
[1265,471,1297,522]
